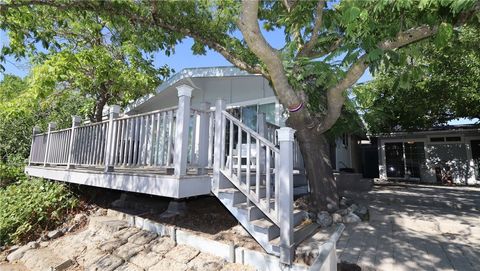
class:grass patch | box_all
[0,178,78,246]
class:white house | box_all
[25,66,355,265]
[377,125,480,185]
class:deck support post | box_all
[174,85,193,177]
[28,126,41,166]
[67,116,81,169]
[257,113,267,174]
[212,99,226,193]
[105,105,120,172]
[277,127,295,264]
[44,122,57,167]
[197,102,211,174]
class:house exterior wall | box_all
[378,129,480,185]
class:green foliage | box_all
[354,26,480,133]
[0,178,78,245]
[0,155,28,188]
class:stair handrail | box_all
[223,111,280,152]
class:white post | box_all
[174,84,193,176]
[67,116,81,169]
[28,126,41,165]
[44,122,57,166]
[213,99,226,193]
[197,102,211,174]
[277,127,295,264]
[105,105,120,172]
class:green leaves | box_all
[342,6,361,24]
[0,179,78,245]
[435,22,454,47]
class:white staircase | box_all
[211,100,318,264]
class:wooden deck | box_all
[25,165,212,198]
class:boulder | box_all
[332,213,343,223]
[316,211,333,228]
[353,205,369,221]
[47,229,63,239]
[343,213,361,224]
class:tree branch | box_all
[298,0,325,57]
[237,0,301,108]
[1,0,266,77]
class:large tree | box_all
[355,26,480,133]
[1,0,479,213]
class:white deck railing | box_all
[29,85,215,176]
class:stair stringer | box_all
[215,188,280,256]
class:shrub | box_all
[0,155,28,188]
[0,178,78,246]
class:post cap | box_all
[109,105,121,114]
[71,115,81,124]
[277,127,295,142]
[48,122,57,130]
[176,84,194,97]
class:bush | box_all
[0,178,78,246]
[0,155,28,188]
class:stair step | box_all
[251,218,280,240]
[270,222,320,247]
[234,202,264,221]
[217,188,246,205]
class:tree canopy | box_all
[354,26,480,134]
[1,0,479,211]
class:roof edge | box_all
[124,66,259,113]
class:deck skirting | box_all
[25,166,211,198]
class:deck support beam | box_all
[174,85,193,177]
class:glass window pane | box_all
[385,142,405,177]
[241,105,257,130]
[258,103,276,124]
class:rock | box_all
[348,203,358,213]
[40,241,50,248]
[7,245,32,262]
[353,205,369,221]
[343,213,361,224]
[98,239,128,253]
[6,245,20,253]
[52,259,75,271]
[113,227,140,241]
[95,208,108,216]
[127,230,157,246]
[47,229,63,239]
[150,237,175,257]
[339,197,348,207]
[336,208,349,216]
[187,252,224,271]
[115,263,144,271]
[316,211,333,228]
[129,251,161,269]
[74,213,87,222]
[164,245,199,264]
[114,243,144,261]
[88,254,123,271]
[149,258,188,271]
[332,213,343,223]
[26,241,39,249]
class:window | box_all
[342,133,349,147]
[430,137,445,142]
[446,136,461,142]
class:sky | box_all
[0,29,475,125]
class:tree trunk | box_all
[289,118,339,213]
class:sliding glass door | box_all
[385,141,425,178]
